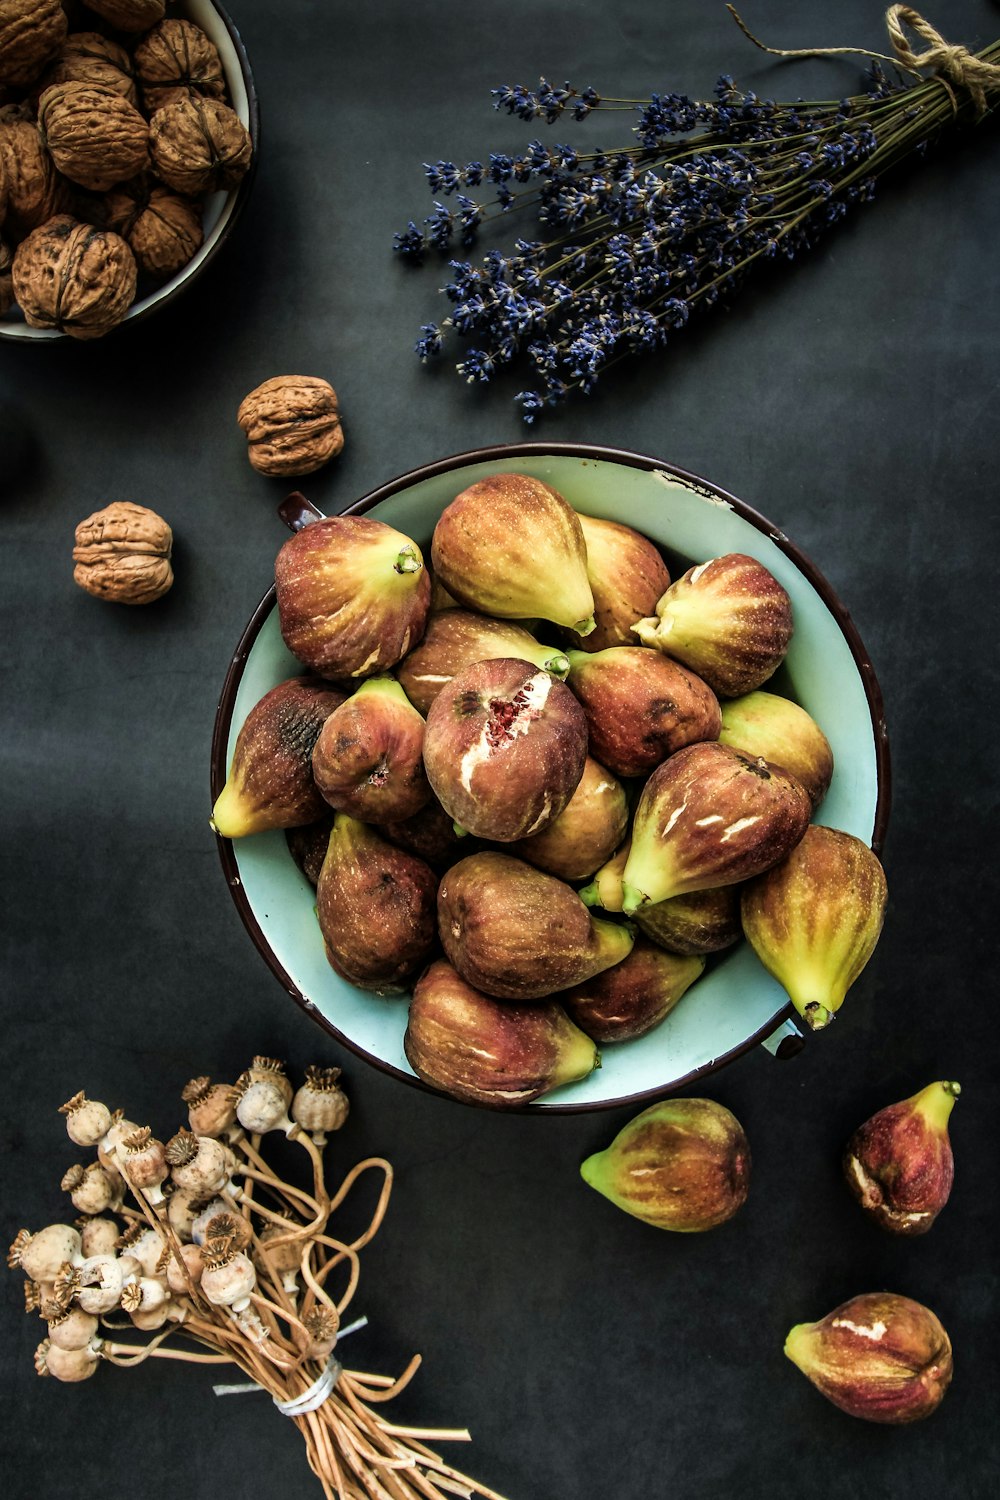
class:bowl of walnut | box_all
[0,0,258,341]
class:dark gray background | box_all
[2,1,998,1496]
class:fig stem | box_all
[802,1001,833,1031]
[394,545,422,574]
[573,615,597,637]
[543,652,571,679]
[621,882,647,915]
[578,880,601,907]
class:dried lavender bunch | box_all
[394,6,1000,421]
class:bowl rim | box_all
[211,440,892,1113]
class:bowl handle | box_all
[760,1017,805,1061]
[279,491,326,533]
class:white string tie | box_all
[212,1313,368,1402]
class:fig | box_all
[212,676,345,838]
[430,471,596,634]
[404,960,599,1108]
[311,676,430,823]
[740,824,887,1030]
[275,514,431,680]
[843,1080,960,1235]
[635,886,742,956]
[719,690,833,808]
[423,657,588,842]
[511,756,628,882]
[286,814,334,886]
[561,513,671,652]
[382,797,482,872]
[396,608,570,716]
[622,742,811,912]
[438,851,634,1001]
[633,552,793,697]
[315,815,438,993]
[784,1293,953,1424]
[581,1097,750,1231]
[579,838,630,912]
[565,645,721,778]
[562,938,705,1043]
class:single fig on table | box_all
[382,796,483,872]
[311,675,430,823]
[286,814,334,886]
[396,608,570,716]
[561,513,671,652]
[843,1080,960,1235]
[404,960,599,1108]
[719,690,833,809]
[621,741,811,913]
[423,657,588,841]
[633,552,793,697]
[212,677,345,838]
[430,471,596,634]
[511,756,629,882]
[315,814,438,994]
[561,938,705,1043]
[438,851,634,1001]
[565,645,721,778]
[784,1293,953,1423]
[740,824,887,1031]
[581,1098,750,1230]
[274,514,431,680]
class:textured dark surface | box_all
[2,2,999,1496]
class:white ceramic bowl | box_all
[211,443,890,1112]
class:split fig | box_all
[396,609,569,717]
[843,1080,959,1235]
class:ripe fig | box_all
[315,814,438,994]
[423,657,588,842]
[438,851,634,1001]
[430,471,596,634]
[275,514,431,680]
[396,608,569,716]
[843,1080,960,1235]
[784,1293,953,1423]
[511,756,628,882]
[633,552,792,697]
[562,938,705,1043]
[382,796,483,872]
[404,960,599,1108]
[311,676,430,823]
[561,513,671,652]
[286,814,334,886]
[579,838,630,912]
[565,645,721,778]
[622,742,811,912]
[581,838,741,955]
[581,1098,750,1231]
[212,676,345,838]
[740,825,887,1030]
[719,690,833,808]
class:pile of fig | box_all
[213,471,888,1108]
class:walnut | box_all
[73,501,173,605]
[133,19,225,116]
[237,377,345,478]
[104,178,203,281]
[38,32,139,110]
[0,0,68,90]
[0,119,72,239]
[149,96,251,197]
[38,82,149,192]
[80,0,166,31]
[0,236,13,315]
[12,215,137,339]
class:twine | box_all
[728,4,1000,117]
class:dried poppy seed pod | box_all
[164,1128,230,1195]
[201,1236,256,1312]
[165,1241,205,1296]
[120,1276,169,1315]
[45,1305,99,1353]
[299,1306,340,1362]
[35,1338,100,1383]
[181,1076,238,1139]
[70,1253,125,1315]
[190,1197,231,1246]
[100,1111,140,1156]
[115,1223,165,1278]
[233,1078,294,1136]
[8,1224,82,1282]
[129,1301,173,1331]
[202,1211,252,1255]
[247,1056,294,1105]
[291,1066,349,1146]
[116,1127,169,1203]
[61,1161,119,1217]
[59,1092,112,1148]
[77,1216,120,1258]
[255,1220,303,1297]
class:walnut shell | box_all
[38,32,139,110]
[149,96,251,196]
[39,82,149,192]
[237,377,345,478]
[104,179,203,281]
[81,0,165,31]
[134,19,225,116]
[0,236,13,315]
[12,214,137,339]
[0,0,68,90]
[0,118,72,238]
[73,501,173,605]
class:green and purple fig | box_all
[566,645,721,778]
[581,838,741,954]
[275,514,431,680]
[438,851,634,1001]
[430,472,596,634]
[719,690,834,808]
[562,939,705,1043]
[843,1080,960,1235]
[579,837,630,912]
[621,741,811,913]
[423,657,588,842]
[581,1097,750,1231]
[396,608,570,716]
[512,756,629,882]
[286,814,334,886]
[561,513,671,652]
[212,676,345,838]
[784,1293,953,1424]
[315,814,438,993]
[404,960,599,1108]
[633,552,793,697]
[311,675,430,823]
[740,824,887,1031]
